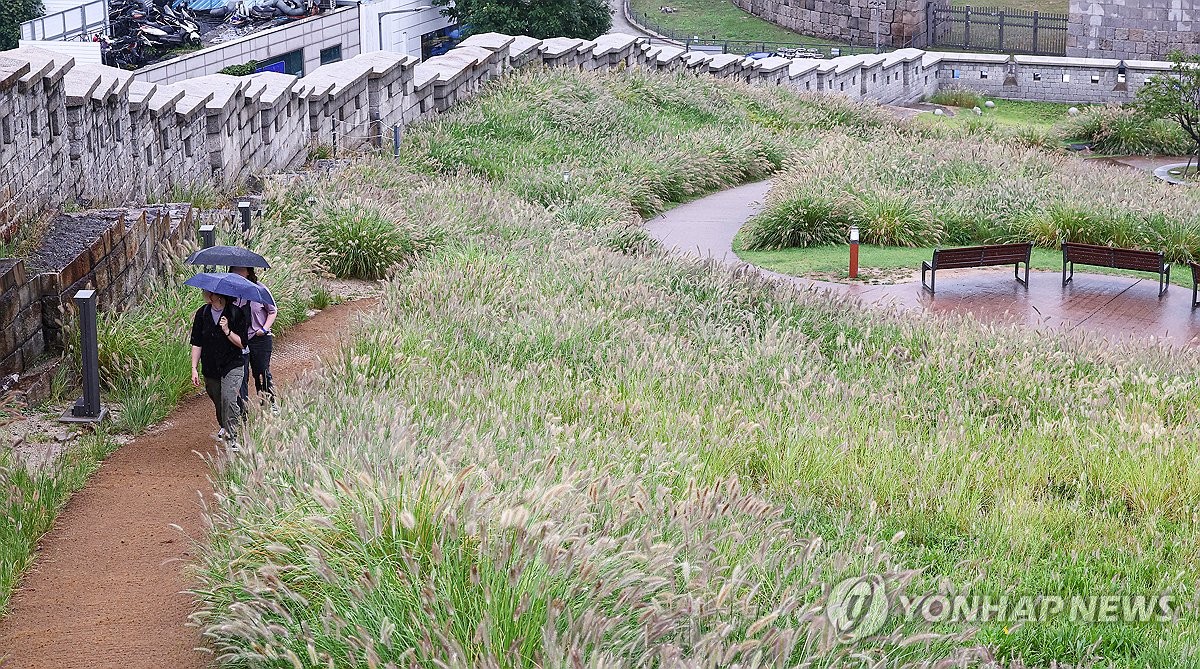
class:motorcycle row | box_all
[101,0,321,70]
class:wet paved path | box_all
[645,180,1200,347]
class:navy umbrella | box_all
[185,272,276,306]
[185,245,270,268]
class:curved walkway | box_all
[645,180,1200,347]
[608,0,659,40]
[0,298,375,668]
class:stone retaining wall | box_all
[0,205,192,376]
[0,33,1186,376]
[727,0,933,48]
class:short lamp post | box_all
[849,225,860,279]
[199,224,216,249]
[238,200,252,232]
[61,290,107,424]
[377,5,432,52]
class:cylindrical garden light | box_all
[849,225,860,279]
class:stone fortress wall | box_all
[719,0,1197,62]
[1068,0,1200,61]
[0,33,1182,379]
[725,0,937,48]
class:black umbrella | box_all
[184,272,276,305]
[185,245,270,268]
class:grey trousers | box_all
[205,365,246,441]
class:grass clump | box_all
[739,178,847,250]
[305,195,435,280]
[748,129,1200,261]
[928,87,984,109]
[1062,104,1193,155]
[1,429,120,614]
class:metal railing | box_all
[20,0,109,41]
[928,4,1068,55]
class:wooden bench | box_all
[921,243,1032,294]
[1190,262,1200,308]
[1061,242,1170,296]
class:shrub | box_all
[928,87,984,109]
[1062,105,1193,155]
[217,61,258,76]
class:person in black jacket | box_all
[190,290,249,450]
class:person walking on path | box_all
[190,290,249,450]
[230,266,278,414]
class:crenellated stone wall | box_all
[0,33,1187,378]
[3,33,1181,243]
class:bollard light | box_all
[199,224,216,249]
[238,201,252,232]
[563,171,571,183]
[849,226,860,279]
[392,124,403,159]
[61,290,107,424]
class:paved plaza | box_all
[645,180,1200,347]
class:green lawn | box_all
[916,98,1086,140]
[952,0,1067,14]
[938,99,1079,130]
[738,243,1198,288]
[627,0,845,48]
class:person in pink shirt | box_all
[230,266,278,413]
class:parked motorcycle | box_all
[107,0,202,53]
[100,34,151,69]
[247,0,315,21]
[138,21,200,47]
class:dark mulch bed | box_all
[24,210,125,275]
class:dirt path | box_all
[0,298,376,668]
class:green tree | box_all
[1135,50,1200,172]
[433,0,612,41]
[0,0,44,51]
